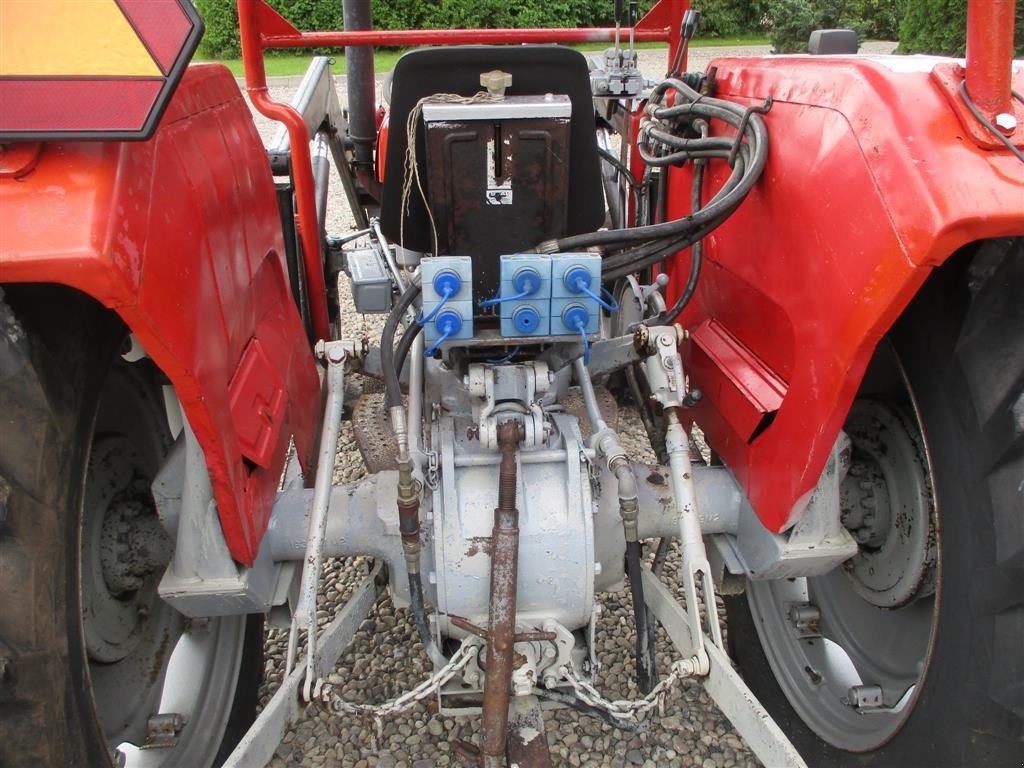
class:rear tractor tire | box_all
[0,285,262,768]
[725,238,1024,766]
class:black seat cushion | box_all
[379,45,604,255]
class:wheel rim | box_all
[746,396,939,752]
[79,385,248,768]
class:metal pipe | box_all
[633,463,742,538]
[665,409,704,565]
[238,1,330,341]
[966,0,1015,116]
[342,0,381,200]
[294,350,346,627]
[373,218,408,293]
[481,420,525,764]
[292,346,346,697]
[407,331,425,473]
[574,358,608,433]
[312,133,331,232]
[258,26,673,49]
[574,358,653,690]
[454,449,573,467]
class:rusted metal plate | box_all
[352,391,399,473]
[505,696,553,768]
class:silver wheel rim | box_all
[746,396,939,752]
[81,433,247,768]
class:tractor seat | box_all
[378,45,605,260]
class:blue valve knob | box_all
[433,270,462,299]
[424,309,463,357]
[564,266,593,294]
[479,266,542,309]
[419,270,462,325]
[562,303,590,333]
[563,265,618,313]
[512,305,541,335]
[512,267,541,296]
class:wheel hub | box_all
[99,496,172,597]
[82,436,172,664]
[840,400,936,609]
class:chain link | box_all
[560,657,698,722]
[318,641,477,744]
[316,639,696,741]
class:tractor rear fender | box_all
[664,54,1024,534]
[0,63,320,566]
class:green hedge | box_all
[900,0,1024,56]
[196,0,654,59]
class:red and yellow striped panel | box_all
[0,0,201,138]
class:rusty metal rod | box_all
[966,0,1016,116]
[481,420,525,765]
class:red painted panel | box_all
[0,64,320,564]
[0,79,162,132]
[690,318,787,443]
[662,55,1024,532]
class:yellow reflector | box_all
[0,0,161,76]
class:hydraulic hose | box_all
[382,281,422,408]
[574,358,657,692]
[625,539,657,693]
[407,570,436,659]
[381,277,441,664]
[395,320,422,384]
[536,77,768,297]
[648,156,706,326]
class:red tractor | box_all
[1,1,1021,766]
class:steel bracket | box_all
[718,432,858,580]
[641,566,808,768]
[222,560,382,768]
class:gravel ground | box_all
[244,42,888,767]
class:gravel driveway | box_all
[246,42,889,768]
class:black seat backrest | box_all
[379,45,604,256]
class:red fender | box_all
[0,64,320,565]
[663,55,1024,532]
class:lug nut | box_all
[994,112,1018,134]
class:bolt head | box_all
[994,112,1018,134]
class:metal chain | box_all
[318,641,476,743]
[560,657,698,722]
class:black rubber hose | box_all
[382,282,421,408]
[547,96,766,252]
[601,220,717,283]
[407,571,440,659]
[625,540,657,694]
[395,320,422,384]
[648,160,706,326]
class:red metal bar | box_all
[636,0,688,72]
[236,0,680,344]
[238,1,331,342]
[259,26,671,49]
[965,0,1016,116]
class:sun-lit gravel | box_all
[244,42,892,768]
